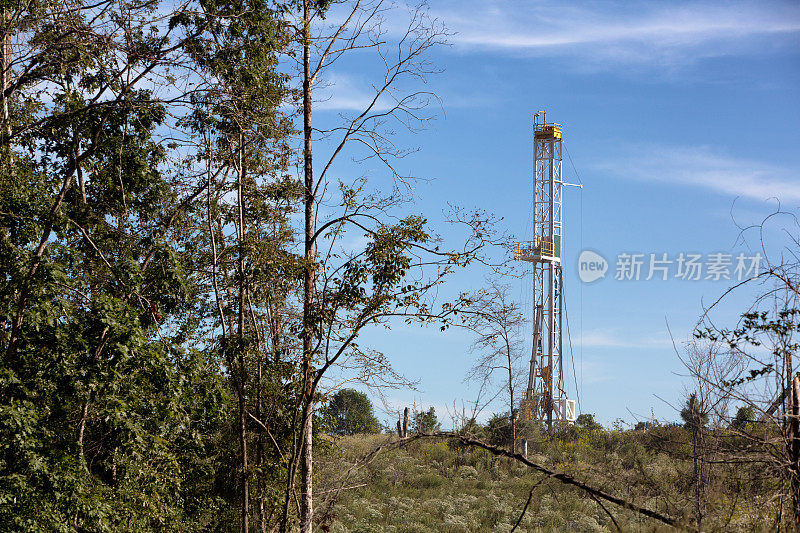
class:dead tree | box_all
[461,280,525,451]
[688,208,800,529]
[680,392,708,527]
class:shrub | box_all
[732,405,756,430]
[412,407,441,433]
[575,413,603,431]
[485,412,512,446]
[323,388,381,435]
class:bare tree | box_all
[673,336,743,527]
[685,208,800,529]
[461,280,525,450]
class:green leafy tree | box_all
[324,389,380,435]
[0,0,233,529]
[732,406,756,430]
[681,393,709,430]
[576,414,603,431]
[173,1,298,529]
[282,2,502,531]
[413,407,441,434]
[485,413,513,446]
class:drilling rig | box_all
[515,111,576,429]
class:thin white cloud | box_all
[599,144,800,203]
[314,73,393,112]
[577,358,614,385]
[437,1,800,67]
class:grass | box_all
[315,428,783,532]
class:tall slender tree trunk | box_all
[687,395,705,528]
[1,8,10,148]
[506,337,515,451]
[257,338,266,533]
[237,134,250,533]
[300,1,315,530]
[790,374,800,530]
[239,392,249,532]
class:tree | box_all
[731,405,756,430]
[683,211,800,529]
[693,302,800,528]
[324,389,380,435]
[0,0,233,528]
[485,412,513,446]
[680,393,709,430]
[280,2,502,531]
[461,281,525,451]
[0,0,299,530]
[576,414,603,431]
[680,392,708,526]
[412,407,440,434]
[174,1,295,529]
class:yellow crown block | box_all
[534,123,562,139]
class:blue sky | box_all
[313,0,800,428]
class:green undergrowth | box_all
[315,429,781,532]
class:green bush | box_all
[412,407,441,433]
[323,388,381,435]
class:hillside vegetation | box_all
[317,425,780,532]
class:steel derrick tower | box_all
[515,111,576,429]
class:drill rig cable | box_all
[563,281,582,414]
[563,141,584,415]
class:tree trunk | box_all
[239,393,250,532]
[237,133,250,533]
[300,1,315,530]
[507,338,515,452]
[402,407,409,438]
[689,396,705,528]
[790,374,800,530]
[300,408,313,532]
[256,337,266,533]
[1,8,10,161]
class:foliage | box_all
[485,413,513,447]
[413,407,441,434]
[323,389,381,436]
[680,393,709,430]
[575,414,603,432]
[0,0,294,529]
[731,406,756,430]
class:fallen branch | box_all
[443,432,690,531]
[376,432,693,531]
[511,474,551,532]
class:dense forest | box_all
[1,0,799,531]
